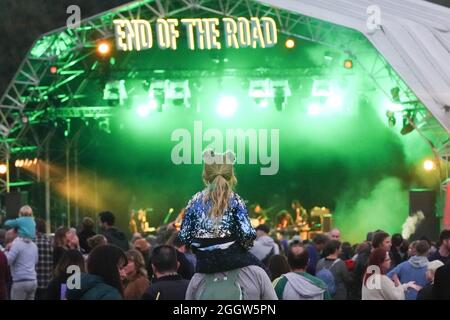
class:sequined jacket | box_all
[178,190,259,273]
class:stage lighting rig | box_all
[272,80,291,111]
[149,80,169,112]
[249,79,274,108]
[166,80,191,107]
[103,80,128,106]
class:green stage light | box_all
[307,102,322,115]
[137,99,157,117]
[217,96,237,118]
[257,99,269,108]
[387,102,404,112]
[326,94,343,109]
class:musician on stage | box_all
[275,210,295,230]
[291,200,309,227]
[249,203,268,228]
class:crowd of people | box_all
[1,151,450,300]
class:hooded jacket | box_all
[273,272,330,300]
[250,235,280,262]
[101,227,129,251]
[66,273,122,300]
[387,255,429,300]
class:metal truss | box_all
[1,0,449,192]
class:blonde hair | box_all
[125,249,148,277]
[202,150,237,219]
[19,205,33,217]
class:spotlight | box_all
[249,79,273,108]
[136,99,157,118]
[166,80,191,107]
[312,79,332,97]
[391,87,401,103]
[50,66,58,74]
[272,80,291,112]
[97,41,111,56]
[149,80,169,112]
[285,38,295,49]
[216,96,238,118]
[99,118,111,134]
[307,102,322,116]
[0,164,7,174]
[103,80,128,106]
[400,110,415,135]
[423,159,435,171]
[326,94,343,109]
[343,59,353,69]
[386,111,396,127]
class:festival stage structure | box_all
[0,0,449,232]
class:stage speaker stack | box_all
[5,192,29,219]
[321,214,332,233]
[408,189,439,241]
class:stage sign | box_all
[113,17,277,51]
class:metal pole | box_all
[6,149,10,194]
[66,140,71,227]
[74,132,80,227]
[45,138,51,234]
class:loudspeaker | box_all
[5,192,29,219]
[321,214,332,233]
[409,189,439,241]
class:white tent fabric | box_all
[260,0,450,133]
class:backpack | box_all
[198,269,243,300]
[315,259,340,297]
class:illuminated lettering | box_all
[181,18,197,50]
[223,18,239,48]
[113,17,278,51]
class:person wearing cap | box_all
[416,259,444,300]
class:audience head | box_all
[18,205,33,217]
[312,233,329,252]
[391,233,403,248]
[438,229,450,252]
[328,228,341,241]
[368,247,390,274]
[87,234,107,250]
[268,254,290,281]
[151,245,179,277]
[124,249,147,278]
[415,240,430,257]
[255,224,270,237]
[98,211,115,228]
[202,150,237,219]
[408,240,419,257]
[54,227,70,248]
[340,242,354,260]
[133,238,151,254]
[287,244,308,271]
[5,228,17,245]
[323,240,341,257]
[372,232,391,251]
[35,218,46,234]
[54,249,86,278]
[87,245,127,295]
[66,228,80,249]
[81,217,95,231]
